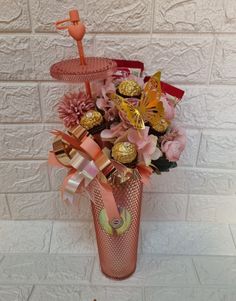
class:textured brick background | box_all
[0,0,236,224]
[1,2,236,300]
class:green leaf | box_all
[151,156,177,173]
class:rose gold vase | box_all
[89,171,143,280]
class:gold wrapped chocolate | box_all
[153,119,169,133]
[112,142,137,164]
[80,110,103,130]
[118,80,142,97]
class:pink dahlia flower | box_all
[58,91,95,128]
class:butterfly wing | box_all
[107,92,145,130]
[138,71,165,127]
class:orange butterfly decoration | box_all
[107,71,165,130]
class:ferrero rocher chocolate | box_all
[153,119,169,133]
[112,142,137,164]
[118,80,142,97]
[80,110,103,130]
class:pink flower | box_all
[101,122,129,143]
[96,97,118,121]
[128,126,162,165]
[160,94,176,121]
[58,91,95,128]
[161,127,186,162]
[96,79,118,121]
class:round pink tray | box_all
[50,57,117,82]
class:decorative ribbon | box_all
[136,163,153,185]
[48,124,121,224]
[112,59,144,78]
[48,124,153,227]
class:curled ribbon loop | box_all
[49,124,121,224]
[49,124,153,227]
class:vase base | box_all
[101,266,136,281]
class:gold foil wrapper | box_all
[118,80,142,97]
[152,119,169,133]
[80,110,103,130]
[112,142,137,164]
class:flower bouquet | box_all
[48,10,186,280]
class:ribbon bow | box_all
[48,124,121,226]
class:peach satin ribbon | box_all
[48,128,121,223]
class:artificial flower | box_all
[128,126,162,165]
[96,78,118,121]
[96,97,118,121]
[58,91,95,128]
[160,94,176,121]
[161,127,186,162]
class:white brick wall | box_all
[0,0,236,225]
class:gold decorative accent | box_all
[118,80,142,97]
[108,71,165,130]
[52,135,77,166]
[107,93,145,130]
[99,207,132,235]
[80,110,103,130]
[152,119,169,133]
[112,142,137,164]
[138,71,165,128]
